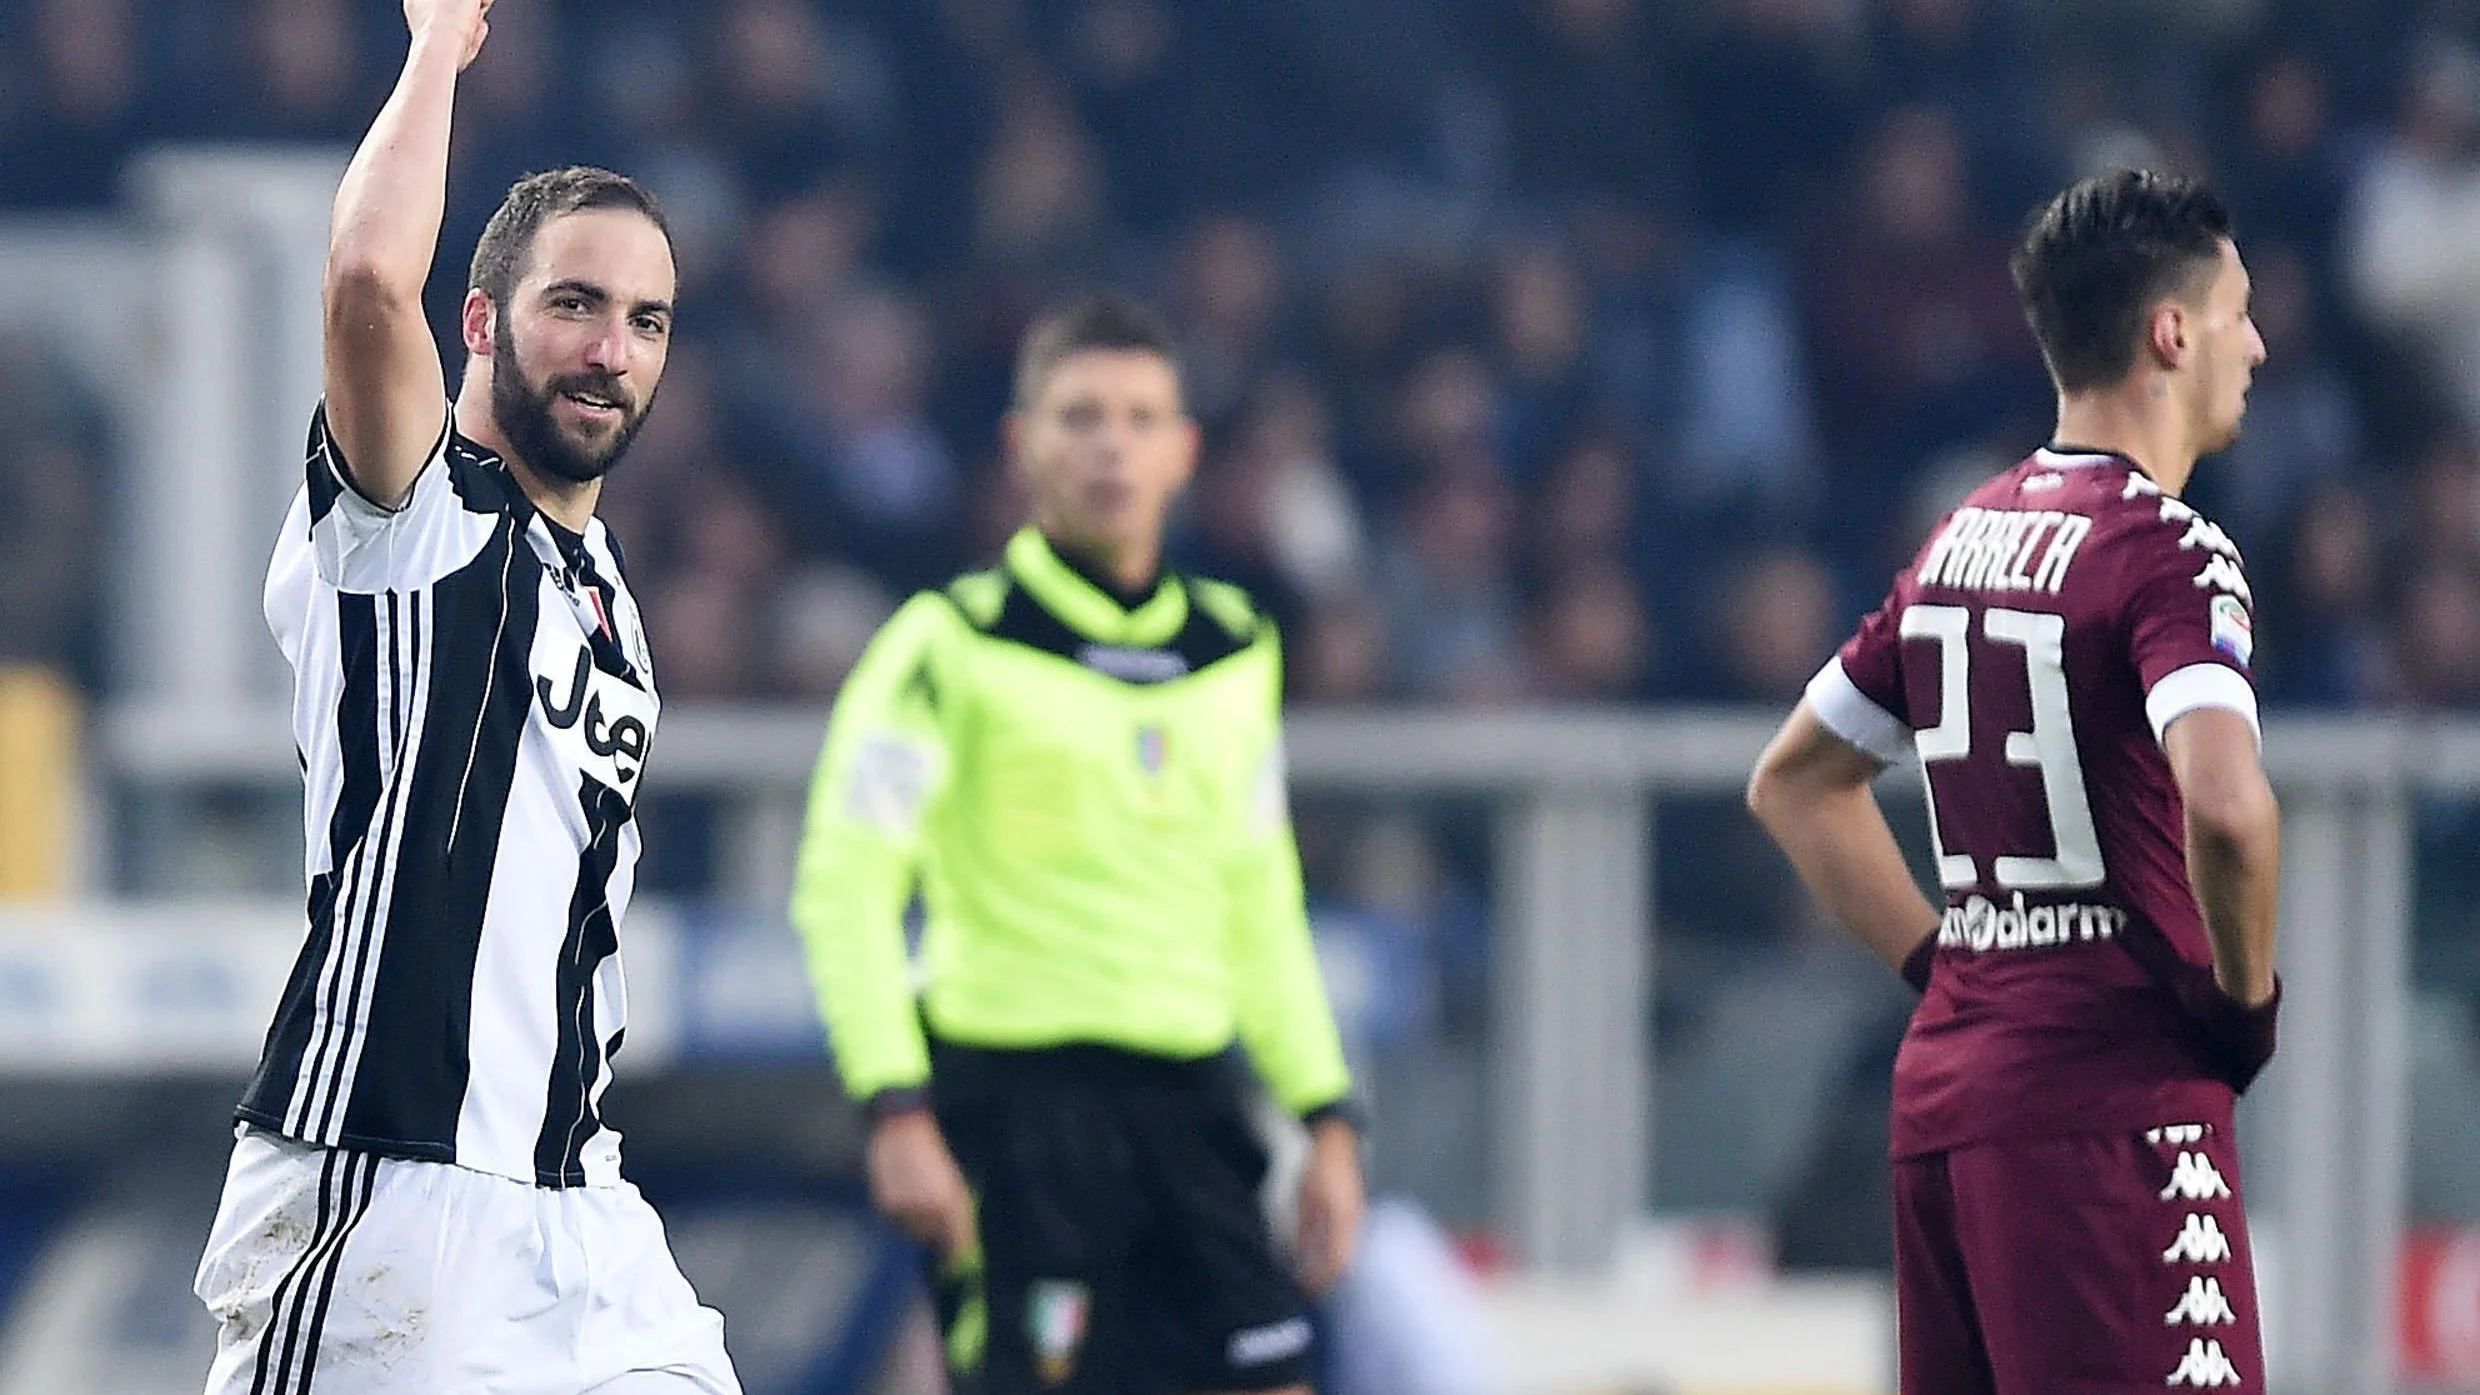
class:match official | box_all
[790,294,1364,1395]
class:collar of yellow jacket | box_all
[1005,528,1191,648]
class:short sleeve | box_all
[303,400,495,593]
[1808,596,1914,764]
[2119,499,2261,744]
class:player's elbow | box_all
[1744,756,1803,836]
[2186,772,2280,861]
[1744,754,1780,821]
[323,255,423,328]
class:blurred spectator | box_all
[1797,102,2045,512]
[750,282,963,592]
[1674,0,1864,235]
[1530,426,1641,575]
[641,480,789,700]
[1374,467,1525,704]
[2261,485,2398,706]
[1387,345,1504,491]
[735,183,880,336]
[1487,237,1596,480]
[1666,235,1822,531]
[2216,46,2354,295]
[970,61,1109,276]
[1169,215,1290,425]
[1528,559,1654,701]
[0,0,148,207]
[2193,239,2363,545]
[1178,372,1366,634]
[773,563,901,698]
[1481,0,1678,208]
[207,0,374,141]
[2346,36,2480,435]
[2399,563,2480,707]
[2408,434,2480,574]
[1055,0,1231,231]
[1864,0,2052,221]
[1702,546,1840,704]
[1312,257,1449,488]
[1292,591,1391,703]
[703,0,899,200]
[560,15,748,313]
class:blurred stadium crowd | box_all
[11,0,2480,715]
[11,0,2480,1272]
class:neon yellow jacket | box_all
[789,529,1352,1115]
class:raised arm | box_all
[322,0,493,508]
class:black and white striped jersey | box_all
[238,403,657,1188]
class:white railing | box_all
[95,701,2438,1394]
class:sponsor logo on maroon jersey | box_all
[1937,892,2127,954]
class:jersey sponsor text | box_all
[1937,892,2125,954]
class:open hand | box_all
[1294,1119,1366,1296]
[867,1110,978,1262]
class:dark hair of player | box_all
[2010,169,2233,393]
[468,166,672,309]
[1013,292,1180,410]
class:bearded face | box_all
[477,205,677,485]
[490,311,655,484]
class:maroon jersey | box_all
[1809,448,2262,1158]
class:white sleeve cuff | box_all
[1806,658,1912,764]
[2146,662,2261,746]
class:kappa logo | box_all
[2166,1337,2243,1387]
[2147,1124,2209,1146]
[2161,1151,2232,1203]
[2164,1213,2234,1266]
[2165,1275,2239,1327]
[2192,555,2253,604]
[2179,515,2243,561]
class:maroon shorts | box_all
[1893,1116,2264,1393]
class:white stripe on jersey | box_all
[446,540,521,853]
[288,592,416,1140]
[316,593,434,1138]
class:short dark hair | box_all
[2010,169,2233,393]
[1013,292,1179,410]
[468,167,671,308]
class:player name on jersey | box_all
[1915,504,2095,596]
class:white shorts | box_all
[193,1127,741,1395]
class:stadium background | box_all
[1,0,2479,1390]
